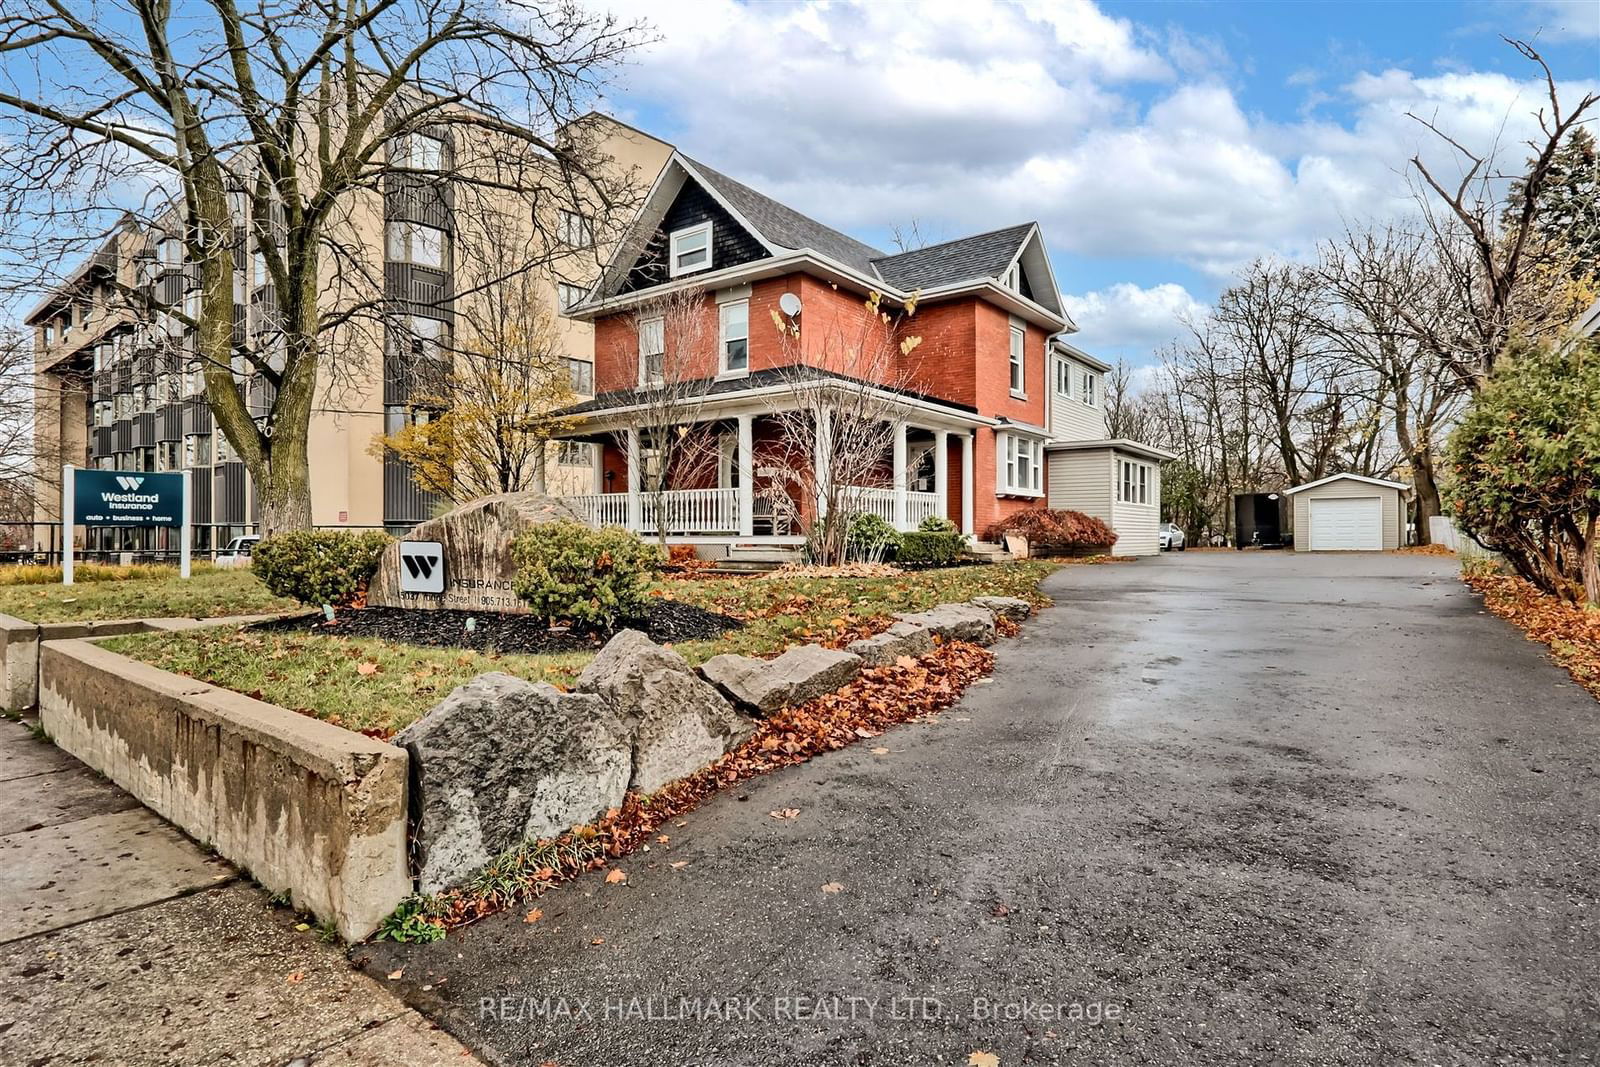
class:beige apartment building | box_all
[26,113,671,556]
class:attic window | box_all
[669,221,713,277]
[1001,262,1020,291]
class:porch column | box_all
[934,429,949,526]
[626,426,642,532]
[960,430,975,536]
[892,421,909,531]
[813,406,832,523]
[737,413,754,537]
[591,444,604,493]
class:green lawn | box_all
[0,565,301,624]
[105,561,1058,736]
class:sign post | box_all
[62,464,75,586]
[63,468,189,585]
[180,469,192,579]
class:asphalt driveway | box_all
[366,552,1600,1066]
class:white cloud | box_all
[1522,0,1600,40]
[1062,282,1208,358]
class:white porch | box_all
[563,483,944,537]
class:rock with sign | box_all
[366,492,595,613]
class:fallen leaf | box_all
[969,1053,999,1067]
[356,661,380,676]
[656,834,670,844]
[820,882,845,894]
[670,861,688,870]
[386,968,404,980]
[524,908,543,923]
[871,746,890,755]
[768,807,801,820]
[590,937,605,945]
[285,971,306,984]
[605,868,627,884]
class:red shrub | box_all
[983,508,1115,555]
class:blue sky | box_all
[592,0,1599,363]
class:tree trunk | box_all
[1410,453,1444,546]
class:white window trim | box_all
[638,315,664,387]
[1009,324,1027,399]
[669,221,714,278]
[718,297,750,379]
[1117,457,1154,506]
[995,430,1045,498]
[1082,370,1099,407]
[1054,357,1073,397]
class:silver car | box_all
[1159,523,1186,551]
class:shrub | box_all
[251,530,392,607]
[918,515,958,534]
[897,530,966,567]
[845,512,902,562]
[983,507,1115,556]
[509,520,665,628]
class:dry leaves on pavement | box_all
[1465,572,1600,700]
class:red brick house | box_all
[554,152,1171,556]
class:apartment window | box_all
[185,361,205,396]
[384,404,437,436]
[557,282,586,312]
[1118,458,1152,505]
[96,456,115,471]
[42,324,54,347]
[638,316,664,386]
[557,441,593,467]
[158,236,182,267]
[566,357,593,395]
[998,432,1043,496]
[184,433,212,467]
[719,298,749,375]
[157,441,180,471]
[135,383,154,414]
[113,392,132,420]
[669,221,712,277]
[395,133,445,172]
[215,432,235,464]
[137,446,155,472]
[157,370,179,404]
[558,209,592,248]
[385,220,448,269]
[61,312,73,340]
[393,315,449,364]
[93,401,112,428]
[1008,325,1026,396]
[1082,370,1098,407]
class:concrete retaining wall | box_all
[1,614,156,715]
[39,640,411,940]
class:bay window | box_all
[997,432,1043,496]
[1118,458,1152,505]
[385,221,448,269]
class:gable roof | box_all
[870,224,1034,290]
[684,157,887,274]
[1284,473,1411,495]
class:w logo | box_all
[398,540,445,594]
[115,476,144,491]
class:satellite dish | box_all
[779,292,802,317]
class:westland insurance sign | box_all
[74,470,185,526]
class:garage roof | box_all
[1285,473,1410,494]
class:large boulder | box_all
[894,602,997,646]
[578,630,755,795]
[970,595,1032,622]
[846,620,934,666]
[701,644,863,715]
[367,491,594,613]
[394,673,629,894]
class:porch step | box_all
[964,540,1013,563]
[701,543,804,575]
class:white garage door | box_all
[1308,496,1383,551]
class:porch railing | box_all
[840,486,939,530]
[564,485,938,535]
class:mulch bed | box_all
[250,597,742,654]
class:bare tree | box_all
[0,329,43,539]
[1408,38,1599,384]
[1103,359,1154,442]
[610,285,722,547]
[762,291,924,565]
[0,1,643,533]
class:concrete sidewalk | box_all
[0,716,473,1066]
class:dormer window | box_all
[669,221,713,277]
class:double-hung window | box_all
[396,133,445,173]
[719,298,749,375]
[997,432,1043,496]
[558,209,592,248]
[557,282,586,312]
[1118,459,1151,505]
[669,222,712,277]
[566,357,593,395]
[1054,358,1072,396]
[1008,325,1026,397]
[638,316,664,386]
[1083,371,1098,407]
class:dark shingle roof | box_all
[562,365,977,418]
[869,224,1034,291]
[683,156,888,274]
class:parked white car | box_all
[215,535,260,568]
[1159,523,1186,551]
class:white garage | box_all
[1286,474,1409,552]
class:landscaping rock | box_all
[577,630,755,795]
[701,644,863,715]
[893,602,997,646]
[395,673,630,894]
[970,595,1032,621]
[846,621,934,666]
